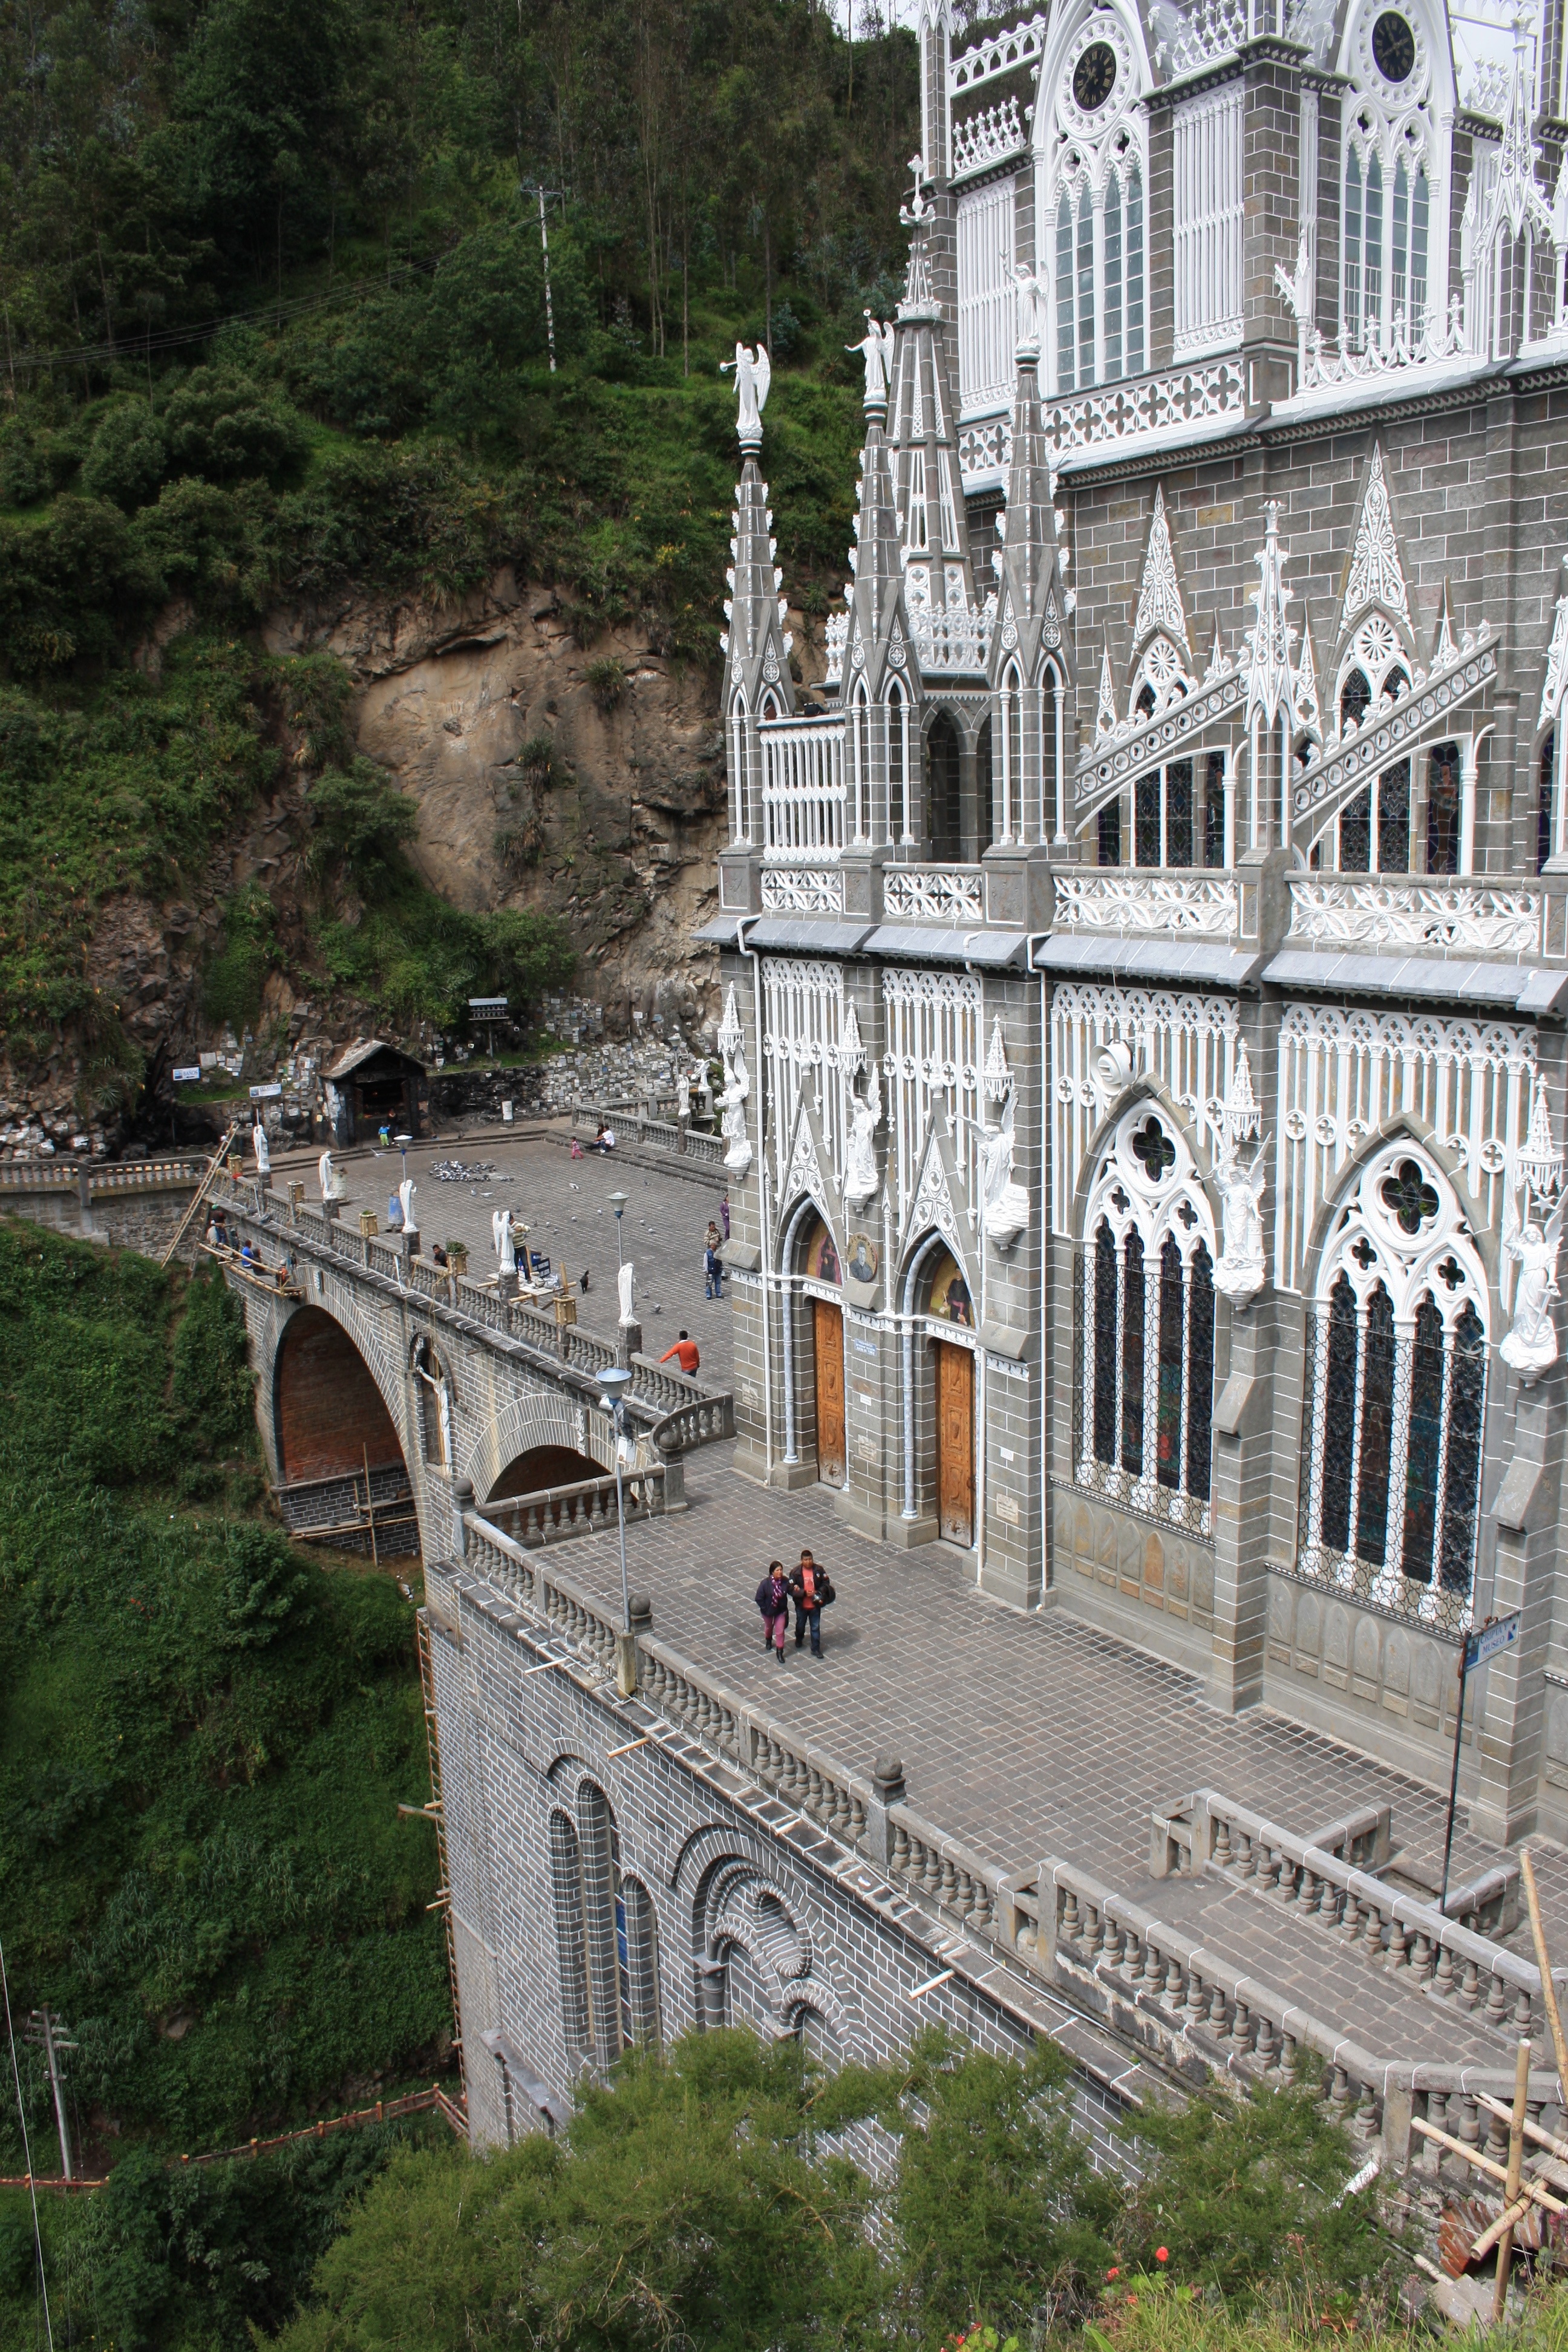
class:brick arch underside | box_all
[489,1445,603,1501]
[274,1305,407,1484]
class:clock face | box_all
[1371,10,1416,81]
[1073,39,1119,111]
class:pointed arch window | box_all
[1299,1144,1488,1632]
[1076,1105,1217,1537]
[1541,730,1557,874]
[728,688,750,846]
[1343,129,1429,353]
[887,675,911,844]
[851,678,871,844]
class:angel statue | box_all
[398,1177,417,1236]
[846,312,897,406]
[844,1061,883,1210]
[318,1148,347,1204]
[978,1082,1030,1251]
[618,1260,636,1326]
[1501,1184,1567,1382]
[717,984,753,1175]
[720,342,771,443]
[250,1119,271,1177]
[1212,1138,1268,1304]
[1005,258,1048,358]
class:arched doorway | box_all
[801,1217,844,1486]
[924,1250,975,1546]
[926,712,962,858]
[273,1307,414,1555]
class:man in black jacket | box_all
[788,1550,834,1657]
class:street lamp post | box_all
[609,1189,629,1266]
[598,1366,637,1694]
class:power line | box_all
[0,1938,53,2352]
[9,252,449,379]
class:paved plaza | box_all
[264,1122,1568,2056]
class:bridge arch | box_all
[273,1302,410,1487]
[463,1388,614,1508]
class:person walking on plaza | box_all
[755,1562,789,1662]
[704,1221,724,1300]
[788,1549,834,1657]
[661,1330,700,1376]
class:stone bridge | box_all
[206,1170,733,1559]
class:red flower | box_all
[1106,2269,1120,2281]
[1155,2248,1169,2263]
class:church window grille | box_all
[1426,742,1460,875]
[1129,760,1197,866]
[1204,751,1227,867]
[1098,800,1122,864]
[762,957,848,1191]
[1298,1142,1488,1633]
[1336,757,1411,872]
[1054,160,1144,393]
[550,1811,592,2059]
[882,965,983,1220]
[617,1877,661,2047]
[1076,1103,1217,1536]
[1172,84,1244,358]
[957,180,1015,413]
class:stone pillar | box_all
[863,1753,906,1872]
[451,1477,474,1562]
[1469,1383,1561,1844]
[617,1317,642,1370]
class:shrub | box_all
[307,759,421,881]
[584,656,625,712]
[80,402,172,511]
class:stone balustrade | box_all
[1161,1788,1542,2030]
[1054,870,1238,938]
[479,1469,668,1550]
[883,866,986,924]
[650,1390,736,1452]
[1285,875,1543,958]
[568,1102,726,1165]
[760,867,846,915]
[0,1155,206,1192]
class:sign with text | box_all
[249,1083,283,1100]
[172,1066,201,1083]
[1465,1612,1521,1673]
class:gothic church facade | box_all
[704,0,1568,1844]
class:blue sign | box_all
[1465,1612,1521,1673]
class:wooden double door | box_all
[812,1299,846,1486]
[935,1341,975,1547]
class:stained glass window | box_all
[1426,743,1460,876]
[1204,752,1226,868]
[1186,1244,1214,1501]
[1377,759,1410,873]
[1135,773,1161,867]
[1340,786,1372,872]
[1299,1146,1488,1631]
[1099,799,1122,866]
[1093,1218,1117,1463]
[1166,759,1194,869]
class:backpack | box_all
[816,1572,836,1607]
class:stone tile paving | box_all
[274,1127,734,1379]
[270,1129,1568,2049]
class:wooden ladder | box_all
[158,1123,243,1269]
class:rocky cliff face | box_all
[266,567,733,1037]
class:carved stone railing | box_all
[566,1103,726,1165]
[949,9,1047,90]
[951,94,1025,181]
[649,1390,735,1452]
[1290,627,1497,840]
[480,1468,667,1550]
[1152,1790,1546,2037]
[1285,877,1541,959]
[761,867,845,915]
[0,1154,206,1194]
[959,359,1246,483]
[883,866,986,924]
[1054,871,1238,938]
[1154,0,1330,73]
[910,601,993,676]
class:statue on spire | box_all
[720,342,772,445]
[1005,258,1047,358]
[847,312,897,406]
[900,153,935,230]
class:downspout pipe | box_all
[1027,928,1052,1610]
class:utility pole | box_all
[25,2008,76,2181]
[520,182,561,373]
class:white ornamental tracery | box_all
[762,959,848,1193]
[1274,1004,1535,1293]
[1298,1141,1488,1633]
[1050,984,1242,1237]
[1077,1100,1218,1538]
[882,967,983,1233]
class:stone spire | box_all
[887,157,976,624]
[987,292,1073,696]
[719,440,795,720]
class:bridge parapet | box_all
[209,1173,734,1454]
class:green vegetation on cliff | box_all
[0,1222,452,2344]
[0,0,918,1080]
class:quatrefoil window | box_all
[1350,1235,1377,1270]
[1381,1158,1439,1235]
[1131,1117,1176,1181]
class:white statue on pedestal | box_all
[717,984,752,1176]
[618,1260,635,1325]
[846,312,897,404]
[318,1149,346,1203]
[498,1217,516,1275]
[1005,258,1048,357]
[399,1177,416,1235]
[844,1062,883,1211]
[1212,1142,1268,1303]
[720,343,771,442]
[1501,1184,1566,1382]
[979,1086,1030,1250]
[251,1120,270,1176]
